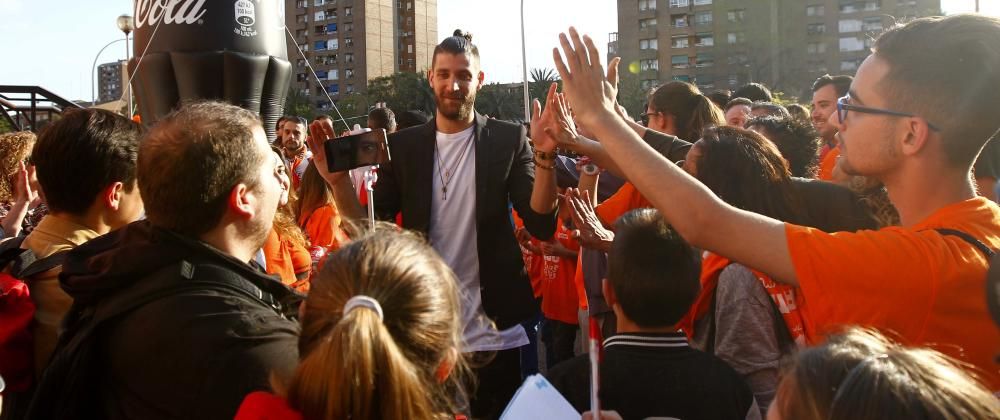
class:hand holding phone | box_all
[323,129,391,173]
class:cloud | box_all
[0,0,23,14]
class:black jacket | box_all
[373,113,557,329]
[27,221,300,420]
[547,332,757,420]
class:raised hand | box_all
[13,162,39,208]
[566,187,614,252]
[307,118,348,186]
[543,92,582,150]
[552,27,618,126]
[530,82,560,153]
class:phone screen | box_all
[324,129,391,172]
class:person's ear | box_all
[427,68,435,87]
[228,183,255,221]
[900,117,933,157]
[476,70,485,89]
[103,181,125,211]
[435,347,459,383]
[602,278,617,308]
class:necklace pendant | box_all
[442,186,447,200]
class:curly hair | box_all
[747,116,822,179]
[0,131,37,202]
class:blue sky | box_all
[0,0,994,102]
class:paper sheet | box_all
[499,374,581,420]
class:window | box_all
[696,75,714,89]
[327,83,339,94]
[696,53,714,67]
[296,29,307,37]
[296,58,305,67]
[839,19,862,33]
[326,8,337,18]
[407,1,413,10]
[298,42,308,51]
[671,55,689,68]
[640,59,659,71]
[345,7,352,16]
[346,84,354,93]
[840,58,863,71]
[345,53,354,63]
[316,70,328,79]
[808,23,826,35]
[727,53,748,65]
[345,23,353,32]
[864,0,881,11]
[671,75,690,83]
[839,37,865,52]
[863,16,883,32]
[314,11,325,21]
[327,23,338,33]
[346,69,355,79]
[345,37,354,47]
[407,44,413,53]
[327,39,339,50]
[806,5,825,16]
[727,9,745,23]
[669,0,689,7]
[314,0,325,6]
[696,33,713,46]
[672,14,688,27]
[639,38,658,50]
[729,75,739,86]
[840,2,858,13]
[296,73,308,82]
[314,40,327,51]
[807,42,827,54]
[638,0,656,11]
[296,0,306,8]
[639,18,657,29]
[642,79,659,89]
[329,69,338,80]
[898,0,917,6]
[296,14,308,23]
[671,35,689,48]
[694,11,712,25]
[727,31,744,44]
[693,0,712,5]
[314,25,325,34]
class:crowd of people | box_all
[1,12,1000,420]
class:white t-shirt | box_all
[429,126,529,353]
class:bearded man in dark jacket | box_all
[27,102,300,420]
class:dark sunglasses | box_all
[836,95,941,131]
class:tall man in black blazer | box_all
[309,30,559,419]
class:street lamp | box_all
[91,38,126,105]
[117,14,135,118]
[520,0,530,123]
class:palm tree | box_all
[529,68,559,104]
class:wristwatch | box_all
[581,163,600,176]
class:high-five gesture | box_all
[552,27,618,126]
[529,82,560,153]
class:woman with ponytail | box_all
[235,227,468,420]
[645,81,724,143]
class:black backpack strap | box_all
[14,250,69,279]
[935,228,996,258]
[0,236,28,266]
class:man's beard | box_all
[436,92,477,121]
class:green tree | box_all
[0,115,14,134]
[529,68,560,104]
[476,83,521,121]
[284,85,317,120]
[616,71,648,120]
[366,72,435,115]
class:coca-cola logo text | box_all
[135,0,208,28]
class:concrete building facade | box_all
[286,0,437,111]
[97,60,128,104]
[614,0,941,99]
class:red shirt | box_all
[541,222,581,325]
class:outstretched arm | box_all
[307,120,366,221]
[551,27,798,285]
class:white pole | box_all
[91,38,126,106]
[520,0,531,123]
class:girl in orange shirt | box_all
[264,150,312,292]
[296,162,350,269]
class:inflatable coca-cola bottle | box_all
[129,0,291,140]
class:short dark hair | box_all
[367,108,397,133]
[648,81,724,142]
[786,103,811,122]
[396,110,430,130]
[873,15,1000,168]
[811,74,853,97]
[32,109,141,215]
[432,29,479,68]
[732,83,773,103]
[751,101,791,119]
[724,97,753,112]
[138,101,264,236]
[706,90,732,110]
[285,116,308,128]
[747,116,822,178]
[607,208,700,328]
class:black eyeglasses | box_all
[836,95,941,131]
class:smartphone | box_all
[324,129,391,172]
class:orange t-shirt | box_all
[595,182,654,227]
[262,228,312,292]
[541,222,581,325]
[513,211,544,297]
[817,146,840,181]
[299,203,346,251]
[786,196,1000,390]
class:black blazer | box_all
[373,113,558,329]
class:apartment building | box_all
[285,0,437,111]
[97,60,128,104]
[614,0,940,98]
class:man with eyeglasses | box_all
[553,14,1000,392]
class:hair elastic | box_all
[343,295,384,322]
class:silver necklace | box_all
[434,131,475,201]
